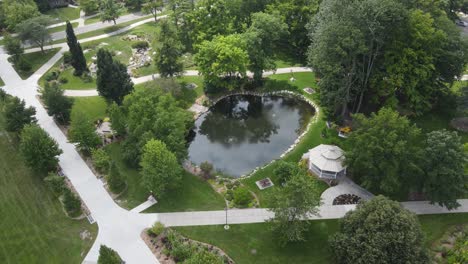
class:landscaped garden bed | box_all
[332,194,361,205]
[143,223,234,264]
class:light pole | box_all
[224,206,229,230]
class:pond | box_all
[188,94,315,177]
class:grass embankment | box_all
[176,213,468,264]
[104,143,226,212]
[45,7,81,22]
[0,99,97,263]
[14,48,60,79]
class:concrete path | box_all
[1,22,467,264]
[131,198,158,213]
[320,177,374,205]
[63,67,313,97]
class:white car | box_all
[456,20,468,27]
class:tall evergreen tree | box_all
[66,21,88,76]
[154,20,184,78]
[4,96,37,133]
[107,161,126,193]
[96,49,134,105]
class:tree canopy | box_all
[16,15,51,53]
[345,108,423,196]
[154,20,184,78]
[99,0,125,24]
[96,49,134,105]
[19,124,62,175]
[140,139,183,198]
[98,245,122,264]
[330,195,429,263]
[41,82,73,125]
[4,96,36,133]
[423,130,467,210]
[66,21,88,76]
[267,169,321,245]
[68,111,101,154]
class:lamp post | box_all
[224,206,229,230]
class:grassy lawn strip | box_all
[105,143,225,212]
[14,48,61,80]
[71,96,107,122]
[175,213,468,264]
[0,77,4,86]
[45,7,81,22]
[0,100,97,263]
[48,22,79,34]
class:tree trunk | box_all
[113,18,116,25]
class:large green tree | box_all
[308,0,405,118]
[96,49,134,105]
[122,88,193,166]
[99,0,125,24]
[267,170,321,246]
[154,20,184,78]
[244,12,287,83]
[66,21,88,76]
[107,161,126,194]
[1,0,40,30]
[16,15,51,53]
[80,0,100,15]
[41,82,74,125]
[140,139,183,198]
[195,34,249,92]
[423,130,467,210]
[19,124,62,175]
[345,108,423,196]
[4,96,36,133]
[330,196,429,264]
[68,111,101,154]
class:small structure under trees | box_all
[302,144,346,179]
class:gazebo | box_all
[302,144,346,179]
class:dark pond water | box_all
[188,94,315,177]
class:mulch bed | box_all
[333,194,361,205]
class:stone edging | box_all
[194,90,320,179]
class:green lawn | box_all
[14,48,61,80]
[105,143,225,212]
[45,7,81,22]
[48,22,79,34]
[176,213,468,264]
[0,99,97,263]
[71,96,107,122]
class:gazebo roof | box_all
[307,144,346,173]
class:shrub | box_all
[63,51,72,65]
[233,187,252,207]
[226,182,234,189]
[107,161,126,194]
[150,221,165,236]
[98,245,122,264]
[62,188,81,217]
[58,76,68,84]
[81,73,93,83]
[199,161,214,179]
[131,40,149,50]
[225,189,233,201]
[17,56,32,71]
[91,148,110,173]
[44,69,60,82]
[44,172,65,196]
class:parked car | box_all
[456,19,468,27]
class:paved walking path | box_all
[131,198,158,213]
[63,67,313,97]
[1,23,467,264]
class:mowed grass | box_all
[71,96,107,122]
[15,48,61,79]
[0,100,97,263]
[105,143,225,212]
[48,22,79,34]
[45,7,81,22]
[176,213,468,264]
